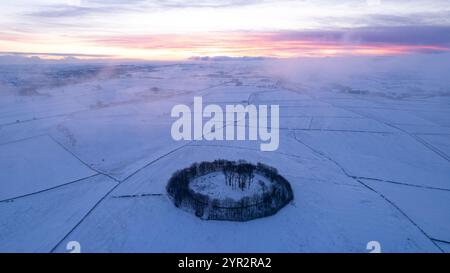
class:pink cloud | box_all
[85,29,450,58]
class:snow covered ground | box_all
[0,57,449,252]
[190,172,271,201]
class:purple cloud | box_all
[271,26,450,48]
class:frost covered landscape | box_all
[1,55,449,252]
[1,0,450,254]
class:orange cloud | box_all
[2,29,449,60]
[84,32,449,59]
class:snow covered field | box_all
[0,57,449,252]
[189,172,271,201]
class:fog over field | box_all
[1,54,449,252]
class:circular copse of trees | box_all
[166,159,294,221]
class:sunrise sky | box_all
[1,0,450,60]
